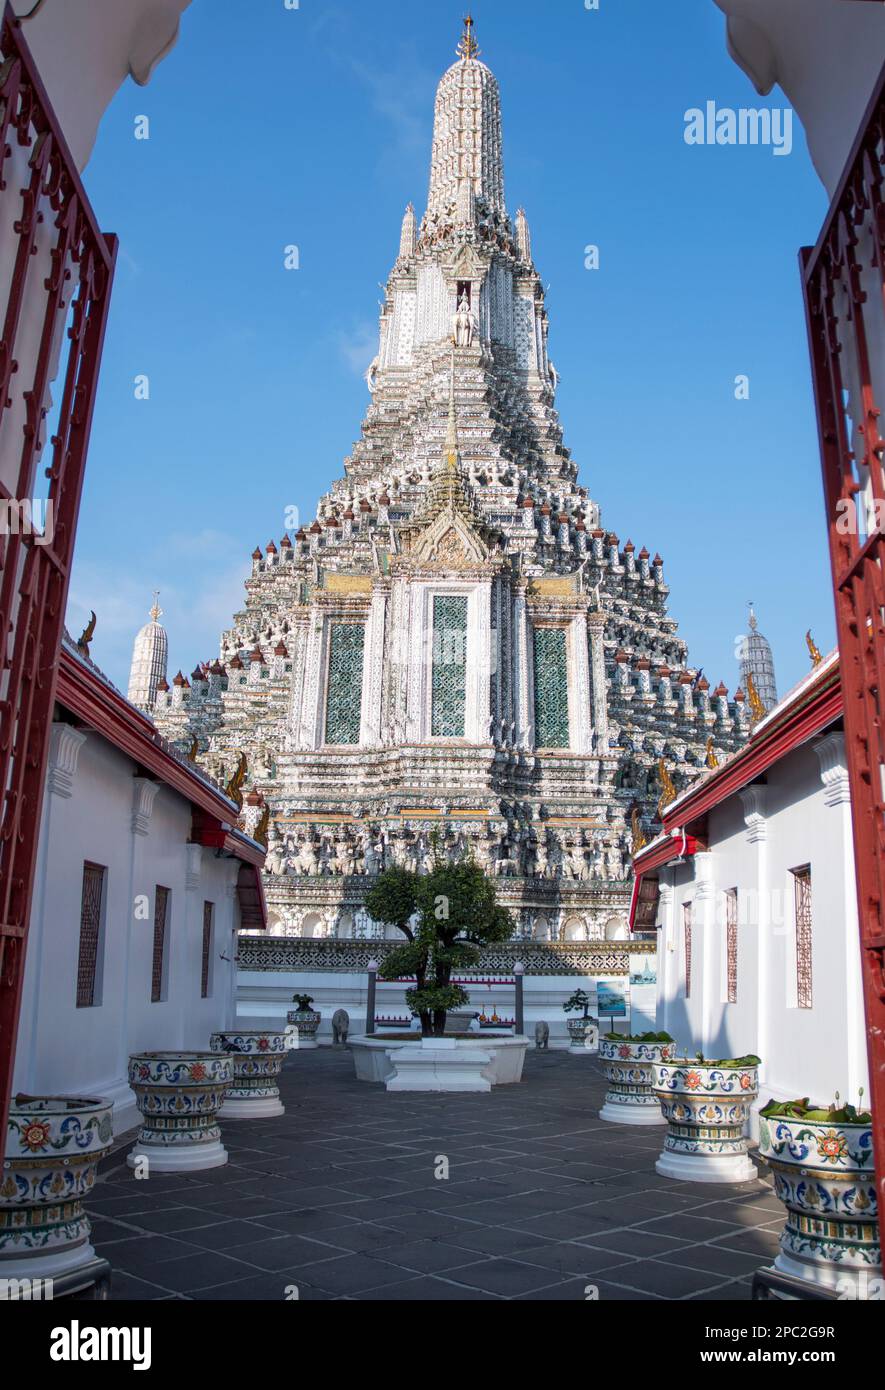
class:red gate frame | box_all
[801,59,885,1256]
[0,4,117,1160]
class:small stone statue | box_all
[332,1009,350,1046]
[535,1021,550,1050]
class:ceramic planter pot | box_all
[210,1030,288,1119]
[566,1017,599,1054]
[127,1053,232,1172]
[599,1039,672,1125]
[757,1111,880,1295]
[286,1007,321,1048]
[652,1060,759,1182]
[0,1095,113,1282]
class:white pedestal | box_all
[386,1039,492,1093]
[218,1096,284,1119]
[0,1239,99,1282]
[126,1138,228,1172]
[600,1101,665,1126]
[655,1150,757,1183]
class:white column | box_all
[360,590,387,746]
[588,615,608,750]
[694,852,716,1054]
[468,581,492,743]
[569,611,592,754]
[14,724,88,1091]
[739,784,769,1085]
[513,584,533,749]
[813,734,868,1097]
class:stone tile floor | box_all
[91,1048,783,1301]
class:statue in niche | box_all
[453,292,476,347]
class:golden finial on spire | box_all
[806,630,823,668]
[150,589,162,623]
[457,14,479,60]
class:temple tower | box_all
[739,605,778,712]
[150,21,747,941]
[127,594,168,710]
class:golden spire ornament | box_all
[657,758,677,817]
[746,670,766,725]
[457,14,479,60]
[254,804,270,850]
[806,630,823,668]
[630,807,648,855]
[705,736,719,770]
[76,610,97,658]
[225,751,248,810]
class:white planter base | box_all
[600,1101,665,1126]
[218,1096,284,1120]
[386,1041,492,1093]
[0,1239,99,1282]
[568,1044,599,1056]
[126,1138,228,1172]
[656,1150,757,1184]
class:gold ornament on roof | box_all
[76,610,96,658]
[630,807,648,854]
[225,751,247,810]
[457,15,479,60]
[806,630,823,668]
[254,804,270,850]
[746,670,766,725]
[705,736,719,770]
[187,735,199,764]
[657,758,677,817]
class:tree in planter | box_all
[364,859,516,1037]
[562,989,593,1020]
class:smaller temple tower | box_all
[739,604,778,712]
[127,593,168,710]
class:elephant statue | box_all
[332,1009,350,1046]
[535,1021,550,1050]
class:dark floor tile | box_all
[439,1258,568,1296]
[287,1253,415,1296]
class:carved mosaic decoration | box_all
[325,623,365,746]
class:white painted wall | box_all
[655,731,867,1135]
[14,721,241,1137]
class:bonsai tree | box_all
[365,856,515,1037]
[291,994,315,1011]
[562,989,593,1019]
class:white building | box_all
[631,651,868,1128]
[13,635,266,1137]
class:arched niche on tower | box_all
[604,915,629,941]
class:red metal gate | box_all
[801,60,885,1256]
[0,5,116,1158]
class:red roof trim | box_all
[56,645,265,873]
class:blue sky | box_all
[69,0,832,700]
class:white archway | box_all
[561,918,586,942]
[604,915,629,941]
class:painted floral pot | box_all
[599,1040,672,1126]
[758,1112,881,1295]
[1,1095,113,1281]
[210,1030,288,1119]
[652,1060,759,1183]
[286,1008,321,1048]
[567,1017,599,1054]
[127,1053,232,1172]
